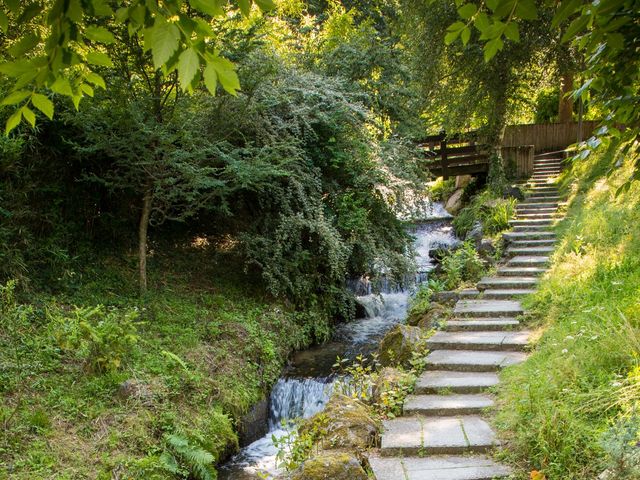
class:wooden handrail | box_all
[419,131,488,179]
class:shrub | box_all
[50,305,140,373]
[439,241,485,289]
[453,190,516,237]
[428,177,456,201]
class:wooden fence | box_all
[502,121,599,152]
[419,132,488,179]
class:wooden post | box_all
[441,137,449,179]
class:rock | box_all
[465,221,483,247]
[444,188,465,215]
[372,367,413,405]
[288,452,367,480]
[378,324,426,368]
[478,238,496,259]
[455,174,472,189]
[303,394,379,451]
[503,185,525,200]
[117,379,154,405]
[406,303,448,327]
[237,398,268,446]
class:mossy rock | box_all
[372,367,414,404]
[378,324,426,367]
[302,394,379,451]
[407,302,448,326]
[288,452,367,480]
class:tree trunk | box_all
[486,89,509,192]
[138,188,153,295]
[558,72,574,123]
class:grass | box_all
[0,239,331,479]
[495,148,640,479]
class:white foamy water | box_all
[220,206,459,479]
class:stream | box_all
[219,205,458,479]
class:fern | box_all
[164,433,217,480]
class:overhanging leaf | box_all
[178,48,200,91]
[5,109,22,135]
[31,93,54,119]
[149,19,181,69]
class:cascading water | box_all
[219,203,458,479]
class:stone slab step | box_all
[508,255,550,267]
[477,276,539,289]
[415,371,500,394]
[503,231,556,241]
[518,202,559,208]
[497,266,547,276]
[516,208,557,215]
[425,350,527,372]
[528,194,561,200]
[453,300,523,317]
[427,330,530,351]
[404,393,494,416]
[482,288,536,299]
[507,246,554,256]
[510,219,553,226]
[445,318,520,331]
[510,239,556,247]
[369,454,512,480]
[516,213,555,219]
[512,224,553,232]
[380,415,498,455]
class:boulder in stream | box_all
[378,324,427,368]
[302,394,379,451]
[407,303,449,330]
[445,188,465,215]
[287,452,367,480]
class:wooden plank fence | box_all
[420,121,599,179]
[502,121,598,152]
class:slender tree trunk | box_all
[486,89,509,192]
[558,72,574,123]
[138,188,153,295]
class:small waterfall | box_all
[221,204,460,479]
[268,377,333,430]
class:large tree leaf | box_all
[149,19,181,69]
[178,48,200,91]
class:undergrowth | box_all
[495,146,640,479]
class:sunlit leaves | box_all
[148,19,181,70]
[0,0,272,134]
[178,48,200,90]
[31,94,54,119]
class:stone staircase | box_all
[369,155,564,479]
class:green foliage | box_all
[439,241,485,289]
[50,304,140,373]
[428,177,456,202]
[534,88,560,123]
[0,0,275,133]
[453,190,516,237]
[408,278,446,318]
[496,147,640,478]
[440,0,640,187]
[161,433,216,480]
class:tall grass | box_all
[496,149,640,479]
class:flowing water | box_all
[219,207,458,479]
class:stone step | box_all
[415,371,500,394]
[516,213,555,219]
[453,300,523,317]
[512,224,554,232]
[503,231,556,241]
[516,207,557,215]
[403,393,494,416]
[427,330,530,351]
[506,246,554,256]
[510,239,556,247]
[369,454,512,480]
[482,288,536,299]
[445,318,520,331]
[510,219,553,226]
[425,349,527,372]
[477,276,538,290]
[528,193,561,200]
[532,174,559,179]
[380,415,499,456]
[508,255,550,267]
[496,266,547,276]
[518,202,558,208]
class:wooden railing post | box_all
[441,137,448,179]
